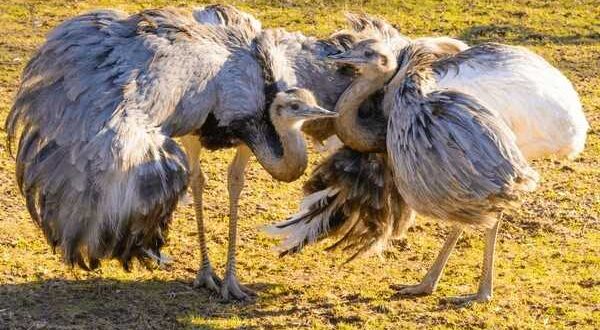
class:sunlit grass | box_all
[0,0,598,328]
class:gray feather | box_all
[269,148,415,261]
[6,7,377,269]
[193,4,261,43]
[5,8,271,269]
[386,44,538,228]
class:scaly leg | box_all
[444,220,501,306]
[397,226,463,296]
[182,137,221,293]
[221,145,255,301]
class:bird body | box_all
[267,147,414,260]
[270,12,588,259]
[430,43,588,160]
[386,44,539,228]
[270,13,584,302]
[7,9,243,269]
[6,6,340,296]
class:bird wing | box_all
[343,13,410,55]
[433,43,587,159]
[387,87,538,227]
[5,9,235,269]
[192,4,261,46]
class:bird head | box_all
[327,39,396,78]
[270,88,337,129]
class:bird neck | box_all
[245,116,308,183]
[334,71,393,152]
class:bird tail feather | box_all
[7,112,189,271]
[266,148,415,262]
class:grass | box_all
[0,0,599,329]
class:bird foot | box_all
[440,293,492,307]
[394,282,434,297]
[220,274,256,302]
[193,266,222,294]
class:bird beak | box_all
[301,106,338,119]
[327,52,367,65]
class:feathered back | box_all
[247,28,358,145]
[430,43,588,160]
[192,4,261,45]
[343,13,410,56]
[3,9,254,270]
[253,29,299,97]
[386,43,539,228]
[267,147,415,261]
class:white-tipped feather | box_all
[143,249,173,265]
[265,187,340,252]
[299,187,338,210]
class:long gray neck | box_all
[246,119,308,183]
[334,75,390,152]
[243,30,310,182]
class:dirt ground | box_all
[0,1,598,329]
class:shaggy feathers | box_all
[5,7,368,270]
[386,43,539,227]
[5,8,272,269]
[267,147,415,261]
[431,43,588,160]
[7,10,200,269]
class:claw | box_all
[394,282,434,297]
[193,266,222,294]
[220,275,256,302]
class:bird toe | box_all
[193,266,222,294]
[220,275,256,302]
[393,282,434,297]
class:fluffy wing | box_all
[266,148,415,261]
[387,86,538,228]
[5,9,232,269]
[192,4,261,45]
[343,13,410,56]
[433,43,587,159]
[412,36,468,57]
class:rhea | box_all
[270,13,587,256]
[5,8,340,302]
[267,14,474,260]
[336,38,543,304]
[271,14,587,304]
[273,37,587,304]
[267,14,470,258]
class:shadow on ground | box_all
[0,278,296,329]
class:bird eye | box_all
[364,50,375,57]
[291,103,299,110]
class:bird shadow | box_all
[0,278,307,329]
[460,24,600,45]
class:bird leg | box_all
[443,220,501,306]
[182,137,221,293]
[397,226,463,296]
[221,145,255,301]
